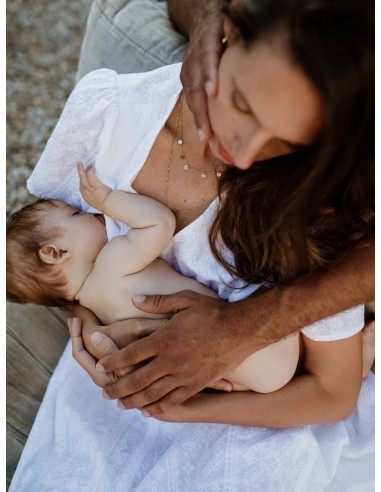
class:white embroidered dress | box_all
[10,65,374,491]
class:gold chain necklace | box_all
[177,93,223,179]
[164,92,223,216]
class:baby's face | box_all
[44,201,107,262]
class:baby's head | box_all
[7,199,107,307]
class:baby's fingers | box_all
[84,165,99,186]
[77,161,88,183]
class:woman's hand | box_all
[68,317,119,387]
[68,317,158,385]
[70,302,161,361]
[96,291,252,417]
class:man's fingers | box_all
[102,362,168,400]
[183,85,212,142]
[97,336,157,372]
[115,375,178,410]
[132,290,199,315]
[141,386,198,417]
[201,43,221,97]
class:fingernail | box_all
[224,385,233,392]
[133,294,146,303]
[102,390,110,400]
[205,80,215,96]
[141,410,151,418]
[198,129,205,142]
[91,332,104,345]
[96,363,105,373]
[117,400,125,410]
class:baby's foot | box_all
[362,320,375,378]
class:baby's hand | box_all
[77,161,112,211]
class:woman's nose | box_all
[233,130,270,169]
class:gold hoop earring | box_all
[222,36,229,45]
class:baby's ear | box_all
[39,244,71,264]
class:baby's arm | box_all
[78,162,176,273]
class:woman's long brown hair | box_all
[210,0,374,284]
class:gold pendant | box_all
[184,164,189,171]
[201,172,207,178]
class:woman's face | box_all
[208,36,325,169]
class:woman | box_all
[10,0,374,490]
[72,0,375,416]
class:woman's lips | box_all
[218,142,235,165]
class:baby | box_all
[7,162,299,393]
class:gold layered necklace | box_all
[164,92,224,217]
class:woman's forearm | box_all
[167,0,223,38]
[166,373,358,427]
[236,241,374,350]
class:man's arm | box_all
[97,239,374,416]
[167,0,222,38]
[235,240,374,348]
[154,331,363,426]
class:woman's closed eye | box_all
[232,90,252,115]
[72,210,81,216]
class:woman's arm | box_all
[154,331,363,426]
[97,240,373,416]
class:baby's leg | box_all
[227,332,300,393]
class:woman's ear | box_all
[223,17,236,41]
[39,244,72,265]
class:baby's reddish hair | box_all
[6,199,72,307]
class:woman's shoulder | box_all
[74,63,182,98]
[300,304,365,342]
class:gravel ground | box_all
[6,0,93,216]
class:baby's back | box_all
[80,259,299,394]
[80,258,217,325]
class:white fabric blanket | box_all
[10,343,374,491]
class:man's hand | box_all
[77,161,112,211]
[97,291,252,416]
[168,0,224,141]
